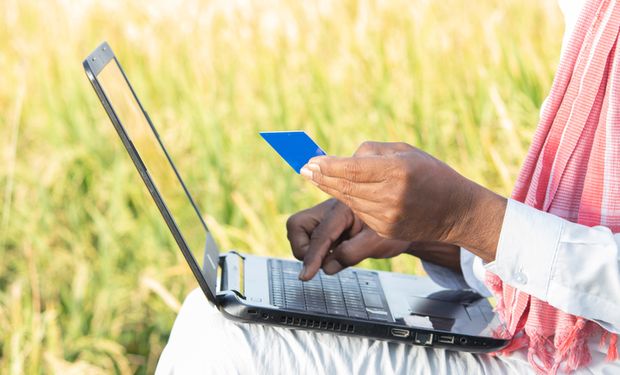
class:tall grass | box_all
[0,0,563,373]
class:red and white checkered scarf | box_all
[485,0,619,373]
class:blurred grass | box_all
[0,0,563,373]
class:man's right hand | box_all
[287,199,463,281]
[287,199,413,281]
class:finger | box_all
[313,183,375,215]
[321,230,378,274]
[304,155,390,183]
[322,230,405,274]
[300,203,355,281]
[286,213,317,261]
[286,200,336,260]
[312,182,387,221]
[307,183,399,239]
[309,171,384,203]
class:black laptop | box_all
[83,42,510,352]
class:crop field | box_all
[0,0,563,373]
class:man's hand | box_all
[287,199,412,280]
[300,142,507,262]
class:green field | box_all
[0,0,563,373]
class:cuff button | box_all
[515,272,528,285]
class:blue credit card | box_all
[260,131,326,173]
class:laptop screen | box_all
[88,47,220,299]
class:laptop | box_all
[83,42,510,352]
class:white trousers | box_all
[155,289,614,374]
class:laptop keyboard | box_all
[268,259,391,321]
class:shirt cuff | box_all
[484,199,565,300]
[460,248,492,297]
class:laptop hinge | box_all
[220,251,246,299]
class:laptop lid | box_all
[83,42,220,303]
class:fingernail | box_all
[298,266,307,280]
[323,259,341,274]
[300,166,313,179]
[307,163,321,173]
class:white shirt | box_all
[423,0,620,336]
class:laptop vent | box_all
[278,315,355,333]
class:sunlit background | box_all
[0,0,563,373]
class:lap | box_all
[155,289,535,375]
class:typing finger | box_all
[299,203,355,281]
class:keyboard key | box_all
[367,312,388,321]
[362,293,383,309]
[327,307,348,316]
[306,304,327,314]
[348,310,368,319]
[286,303,306,311]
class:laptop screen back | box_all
[85,44,220,300]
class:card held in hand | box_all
[260,131,326,174]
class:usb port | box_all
[438,335,455,344]
[390,328,410,338]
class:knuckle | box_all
[340,180,353,198]
[310,223,336,245]
[291,248,305,261]
[356,141,378,155]
[312,171,324,184]
[309,226,324,242]
[333,200,353,221]
[395,142,411,151]
[386,193,400,208]
[332,199,348,212]
[324,198,338,208]
[344,160,360,179]
[383,210,399,225]
[286,214,300,231]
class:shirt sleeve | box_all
[485,199,620,334]
[419,249,492,296]
[420,259,471,291]
[460,248,492,297]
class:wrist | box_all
[447,181,507,262]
